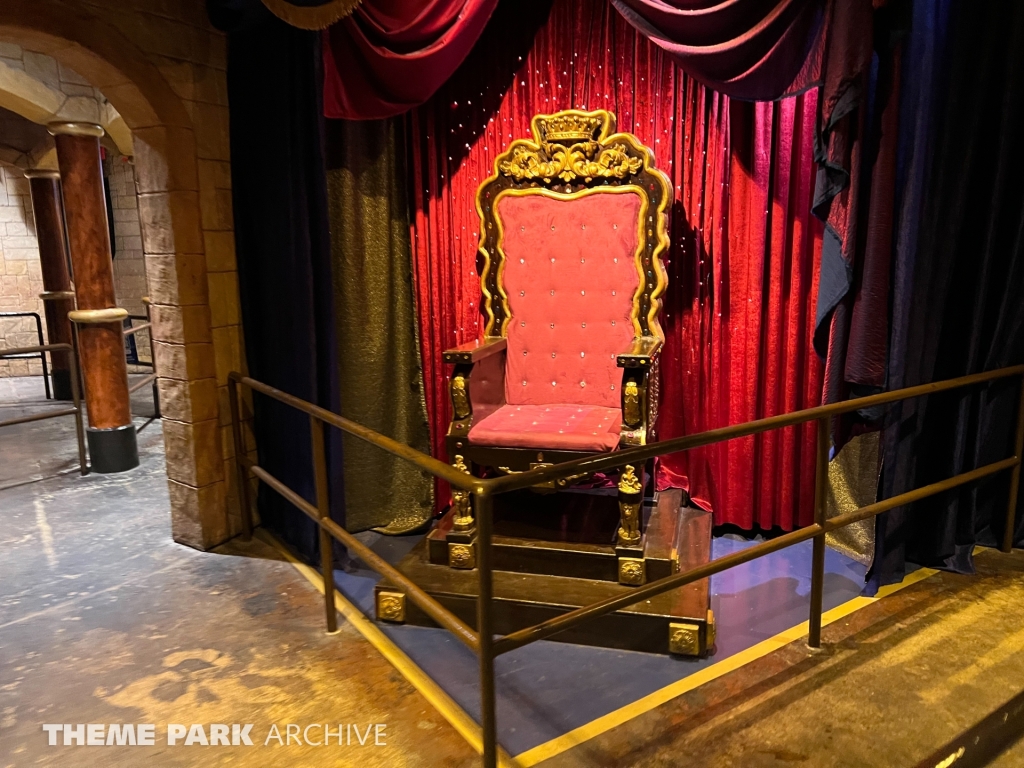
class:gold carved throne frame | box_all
[440,109,672,585]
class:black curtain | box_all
[209,0,344,563]
[873,0,1024,586]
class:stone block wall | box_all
[0,41,130,166]
[0,41,106,102]
[3,0,255,549]
[0,165,45,376]
[106,151,150,363]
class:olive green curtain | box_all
[325,118,434,533]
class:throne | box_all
[376,110,713,656]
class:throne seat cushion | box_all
[468,403,621,452]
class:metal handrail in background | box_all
[123,319,157,396]
[129,298,160,416]
[0,299,158,479]
[227,364,1024,768]
[0,312,52,400]
[0,342,87,476]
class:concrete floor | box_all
[2,374,1024,767]
[0,377,476,767]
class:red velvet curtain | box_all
[323,0,499,119]
[408,0,824,530]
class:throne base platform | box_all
[374,490,715,656]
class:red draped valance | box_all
[323,0,829,119]
[322,0,499,119]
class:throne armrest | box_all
[444,337,507,447]
[616,336,663,369]
[443,336,507,365]
[617,336,662,447]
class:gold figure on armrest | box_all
[617,464,643,546]
[451,455,474,532]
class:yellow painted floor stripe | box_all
[514,566,938,767]
[263,527,936,768]
[258,530,520,768]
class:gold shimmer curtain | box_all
[826,432,879,566]
[326,118,434,533]
[260,0,361,30]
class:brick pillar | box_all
[49,121,138,473]
[24,169,76,400]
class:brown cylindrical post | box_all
[24,169,76,401]
[49,121,138,473]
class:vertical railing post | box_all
[144,298,160,417]
[1002,374,1024,553]
[34,313,51,400]
[68,344,87,475]
[310,415,338,634]
[227,376,253,540]
[808,416,830,648]
[475,488,497,768]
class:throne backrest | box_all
[476,110,671,409]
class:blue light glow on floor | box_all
[333,534,867,756]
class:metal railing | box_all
[0,342,87,476]
[125,298,160,416]
[0,311,52,400]
[227,364,1024,768]
[123,319,157,397]
[0,293,159,481]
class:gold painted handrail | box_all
[39,290,75,301]
[227,362,1024,768]
[69,307,128,324]
[122,321,151,337]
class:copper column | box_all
[24,169,76,401]
[49,122,138,473]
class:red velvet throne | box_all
[376,110,714,656]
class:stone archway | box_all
[0,52,133,164]
[0,0,245,549]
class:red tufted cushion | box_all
[499,191,641,410]
[468,404,621,452]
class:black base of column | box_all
[51,368,74,401]
[87,424,140,473]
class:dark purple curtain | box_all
[610,0,826,100]
[872,0,1024,587]
[210,0,345,564]
[322,0,499,119]
[811,0,907,456]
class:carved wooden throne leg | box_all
[447,455,477,569]
[617,464,646,585]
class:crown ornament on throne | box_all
[539,113,603,143]
[497,109,642,184]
